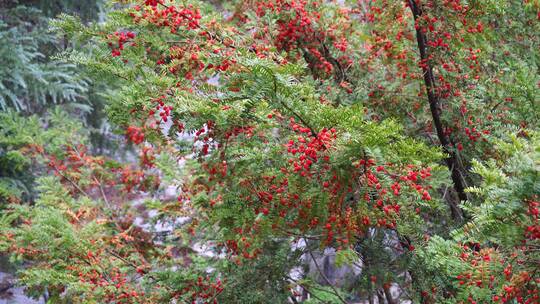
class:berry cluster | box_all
[108,31,136,57]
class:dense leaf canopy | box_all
[0,0,538,303]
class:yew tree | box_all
[1,0,538,303]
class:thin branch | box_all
[306,250,348,304]
[52,166,90,198]
[286,275,335,304]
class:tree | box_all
[1,0,538,303]
[0,5,89,113]
[417,133,539,303]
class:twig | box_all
[306,250,348,304]
[286,275,334,304]
[53,166,90,198]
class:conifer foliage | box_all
[0,6,89,112]
[0,0,538,303]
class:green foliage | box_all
[455,133,539,245]
[417,131,540,303]
[19,0,104,21]
[0,109,86,204]
[1,0,539,303]
[2,175,120,301]
[0,113,162,302]
[302,283,347,304]
[0,6,90,112]
[202,241,298,304]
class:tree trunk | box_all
[407,0,467,220]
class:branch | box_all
[286,275,336,304]
[52,166,90,198]
[407,0,467,220]
[306,250,348,304]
